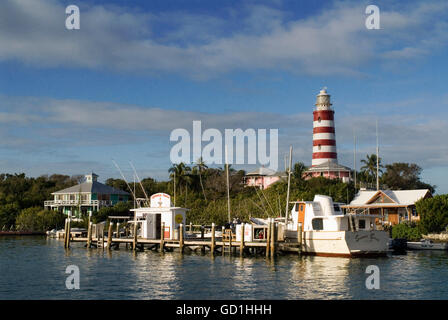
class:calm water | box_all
[1,236,448,300]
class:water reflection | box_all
[3,237,448,299]
[232,257,256,296]
[287,256,351,299]
[130,252,178,299]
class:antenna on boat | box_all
[133,173,136,209]
[129,161,150,206]
[225,145,231,223]
[173,169,176,207]
[285,145,293,225]
[253,184,274,217]
[353,128,357,191]
[112,159,136,201]
[376,120,379,191]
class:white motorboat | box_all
[407,239,448,250]
[285,195,389,257]
[46,229,58,237]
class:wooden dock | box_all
[63,218,303,257]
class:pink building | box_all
[304,88,351,182]
[304,160,352,182]
[244,167,286,189]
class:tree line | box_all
[0,155,441,232]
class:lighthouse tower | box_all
[312,88,338,166]
[305,88,351,181]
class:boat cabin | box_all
[288,195,378,232]
[131,193,187,240]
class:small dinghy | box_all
[407,239,448,250]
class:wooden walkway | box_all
[63,218,303,257]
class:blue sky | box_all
[0,0,448,193]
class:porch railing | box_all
[44,200,113,207]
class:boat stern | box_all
[345,230,389,257]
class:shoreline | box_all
[0,231,45,236]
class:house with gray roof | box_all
[44,173,130,218]
[341,189,432,226]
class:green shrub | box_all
[392,222,422,241]
[416,195,448,234]
[15,207,65,232]
[93,201,133,223]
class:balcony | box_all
[44,200,113,207]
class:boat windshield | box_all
[333,204,341,213]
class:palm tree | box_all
[194,157,208,201]
[293,162,307,180]
[219,164,236,173]
[360,154,384,184]
[168,162,191,206]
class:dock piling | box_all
[107,221,113,250]
[101,225,105,250]
[270,219,275,257]
[229,228,232,254]
[179,224,184,253]
[132,220,137,251]
[160,222,165,252]
[66,218,71,249]
[86,217,92,248]
[239,224,245,256]
[266,219,271,257]
[63,219,68,248]
[210,223,215,254]
[221,226,225,255]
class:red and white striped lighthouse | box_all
[312,88,338,166]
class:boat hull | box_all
[301,230,389,257]
[407,242,448,250]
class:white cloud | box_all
[0,0,447,78]
[1,94,447,172]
